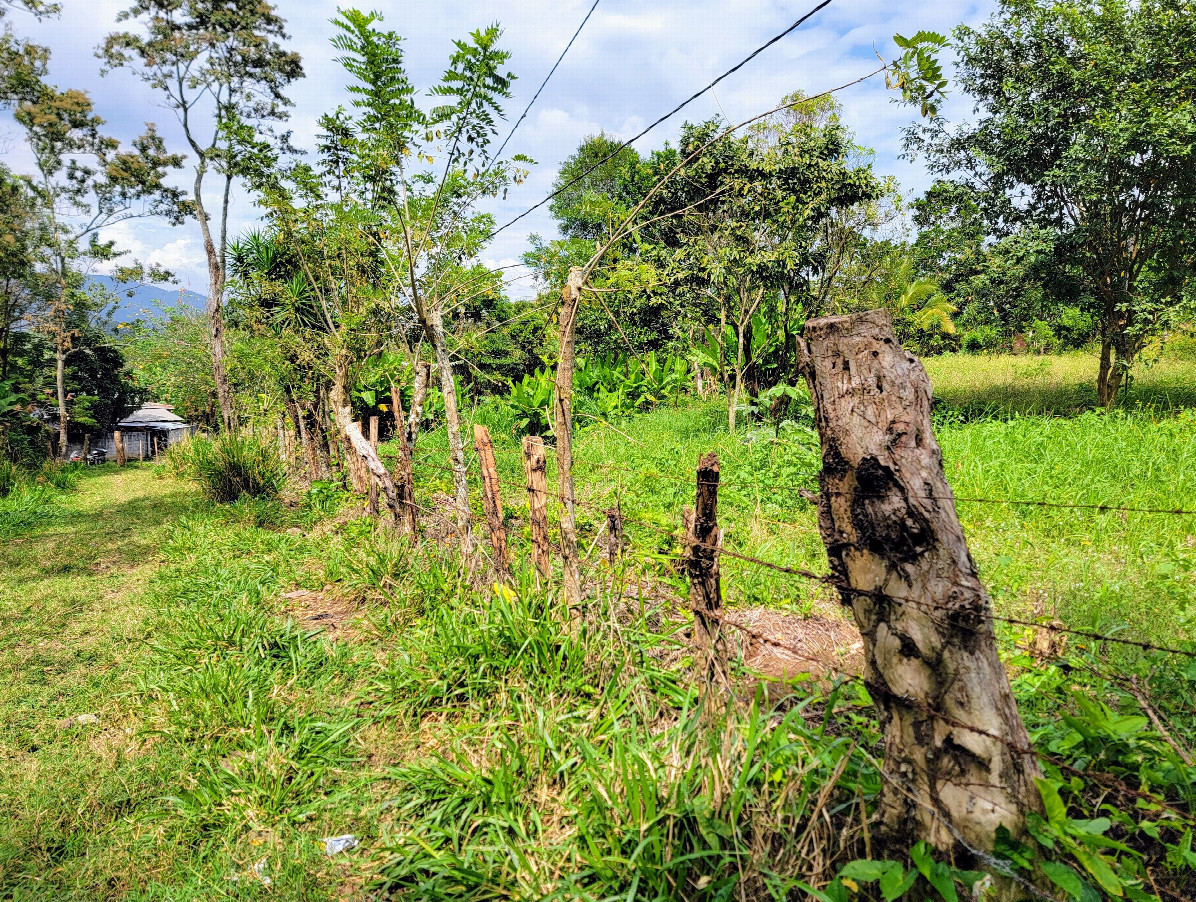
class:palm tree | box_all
[868,253,957,334]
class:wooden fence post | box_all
[81,434,90,459]
[139,435,144,463]
[685,452,725,686]
[473,425,510,582]
[553,267,586,613]
[522,435,551,581]
[367,416,380,517]
[389,382,419,537]
[114,430,125,467]
[800,309,1041,861]
[606,506,624,565]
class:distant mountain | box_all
[88,275,205,324]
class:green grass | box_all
[923,344,1196,417]
[3,345,1195,900]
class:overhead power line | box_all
[489,0,837,239]
[492,0,602,163]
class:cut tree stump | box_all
[800,309,1041,864]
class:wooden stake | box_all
[113,430,125,467]
[389,382,419,537]
[685,452,725,685]
[473,425,510,582]
[606,506,624,565]
[553,267,586,612]
[139,435,144,463]
[522,435,551,580]
[801,309,1041,860]
[367,415,380,517]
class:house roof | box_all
[117,406,188,428]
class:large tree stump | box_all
[800,310,1041,861]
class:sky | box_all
[0,0,996,300]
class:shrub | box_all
[170,432,285,502]
[961,325,1001,353]
[1055,305,1096,348]
[1027,318,1060,354]
[0,459,17,499]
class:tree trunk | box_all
[729,322,746,433]
[407,360,431,450]
[330,367,401,525]
[428,308,472,557]
[554,267,586,613]
[55,345,68,460]
[800,310,1041,864]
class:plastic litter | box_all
[322,834,359,855]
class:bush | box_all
[170,432,285,502]
[961,325,1001,353]
[0,459,17,499]
[1054,305,1096,348]
[1027,318,1060,354]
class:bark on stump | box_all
[523,435,551,582]
[553,267,586,614]
[473,425,510,583]
[800,310,1041,862]
[684,453,726,690]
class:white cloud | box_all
[2,0,1000,303]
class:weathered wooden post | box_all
[606,506,624,565]
[553,267,586,613]
[81,434,90,460]
[367,416,380,517]
[153,436,159,460]
[685,452,725,686]
[799,310,1041,863]
[473,425,510,582]
[139,435,144,463]
[114,430,125,467]
[522,435,551,581]
[389,383,419,537]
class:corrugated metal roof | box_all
[117,405,187,427]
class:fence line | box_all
[381,450,1196,661]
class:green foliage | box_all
[169,432,285,503]
[909,0,1196,401]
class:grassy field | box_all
[2,349,1195,900]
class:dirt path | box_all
[0,467,201,887]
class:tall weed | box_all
[169,432,286,502]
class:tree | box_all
[908,0,1196,405]
[3,43,183,455]
[100,0,304,430]
[656,115,880,429]
[315,9,523,548]
[0,166,46,382]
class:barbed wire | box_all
[488,0,838,239]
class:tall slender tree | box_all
[3,41,183,455]
[100,0,303,430]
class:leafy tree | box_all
[3,41,183,454]
[908,0,1196,405]
[121,304,216,425]
[549,133,649,241]
[291,8,524,543]
[0,166,46,382]
[100,0,305,430]
[655,115,881,429]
